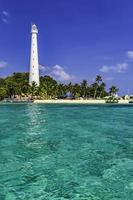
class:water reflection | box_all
[25,104,47,136]
[18,104,48,159]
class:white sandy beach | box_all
[34,99,129,104]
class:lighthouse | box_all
[29,24,40,86]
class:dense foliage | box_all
[0,72,118,100]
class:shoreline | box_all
[34,99,129,104]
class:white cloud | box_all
[51,65,72,81]
[126,51,133,59]
[100,63,128,73]
[99,65,116,73]
[0,61,8,69]
[39,64,73,81]
[117,63,128,72]
[99,65,110,73]
[1,10,10,23]
[39,65,49,73]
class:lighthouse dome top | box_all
[31,24,38,34]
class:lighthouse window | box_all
[33,66,34,68]
[33,50,34,53]
[32,73,34,76]
[33,58,34,60]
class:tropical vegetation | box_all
[0,72,119,100]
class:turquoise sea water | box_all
[0,104,133,200]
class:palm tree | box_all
[67,82,73,92]
[72,83,81,99]
[57,83,65,99]
[96,75,102,84]
[5,80,18,98]
[0,72,121,101]
[109,86,119,97]
[80,80,88,98]
[99,82,106,98]
[38,85,47,99]
[40,76,58,99]
[92,82,98,99]
[29,82,38,99]
[0,87,7,100]
[93,75,102,99]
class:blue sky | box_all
[0,0,133,94]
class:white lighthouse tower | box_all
[29,24,40,86]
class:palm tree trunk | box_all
[94,87,97,99]
[99,90,102,98]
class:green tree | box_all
[57,83,65,98]
[99,82,106,98]
[40,76,58,99]
[109,86,119,96]
[0,72,118,101]
[29,82,38,98]
[80,80,88,98]
[72,83,81,99]
[0,87,7,100]
[93,75,102,99]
